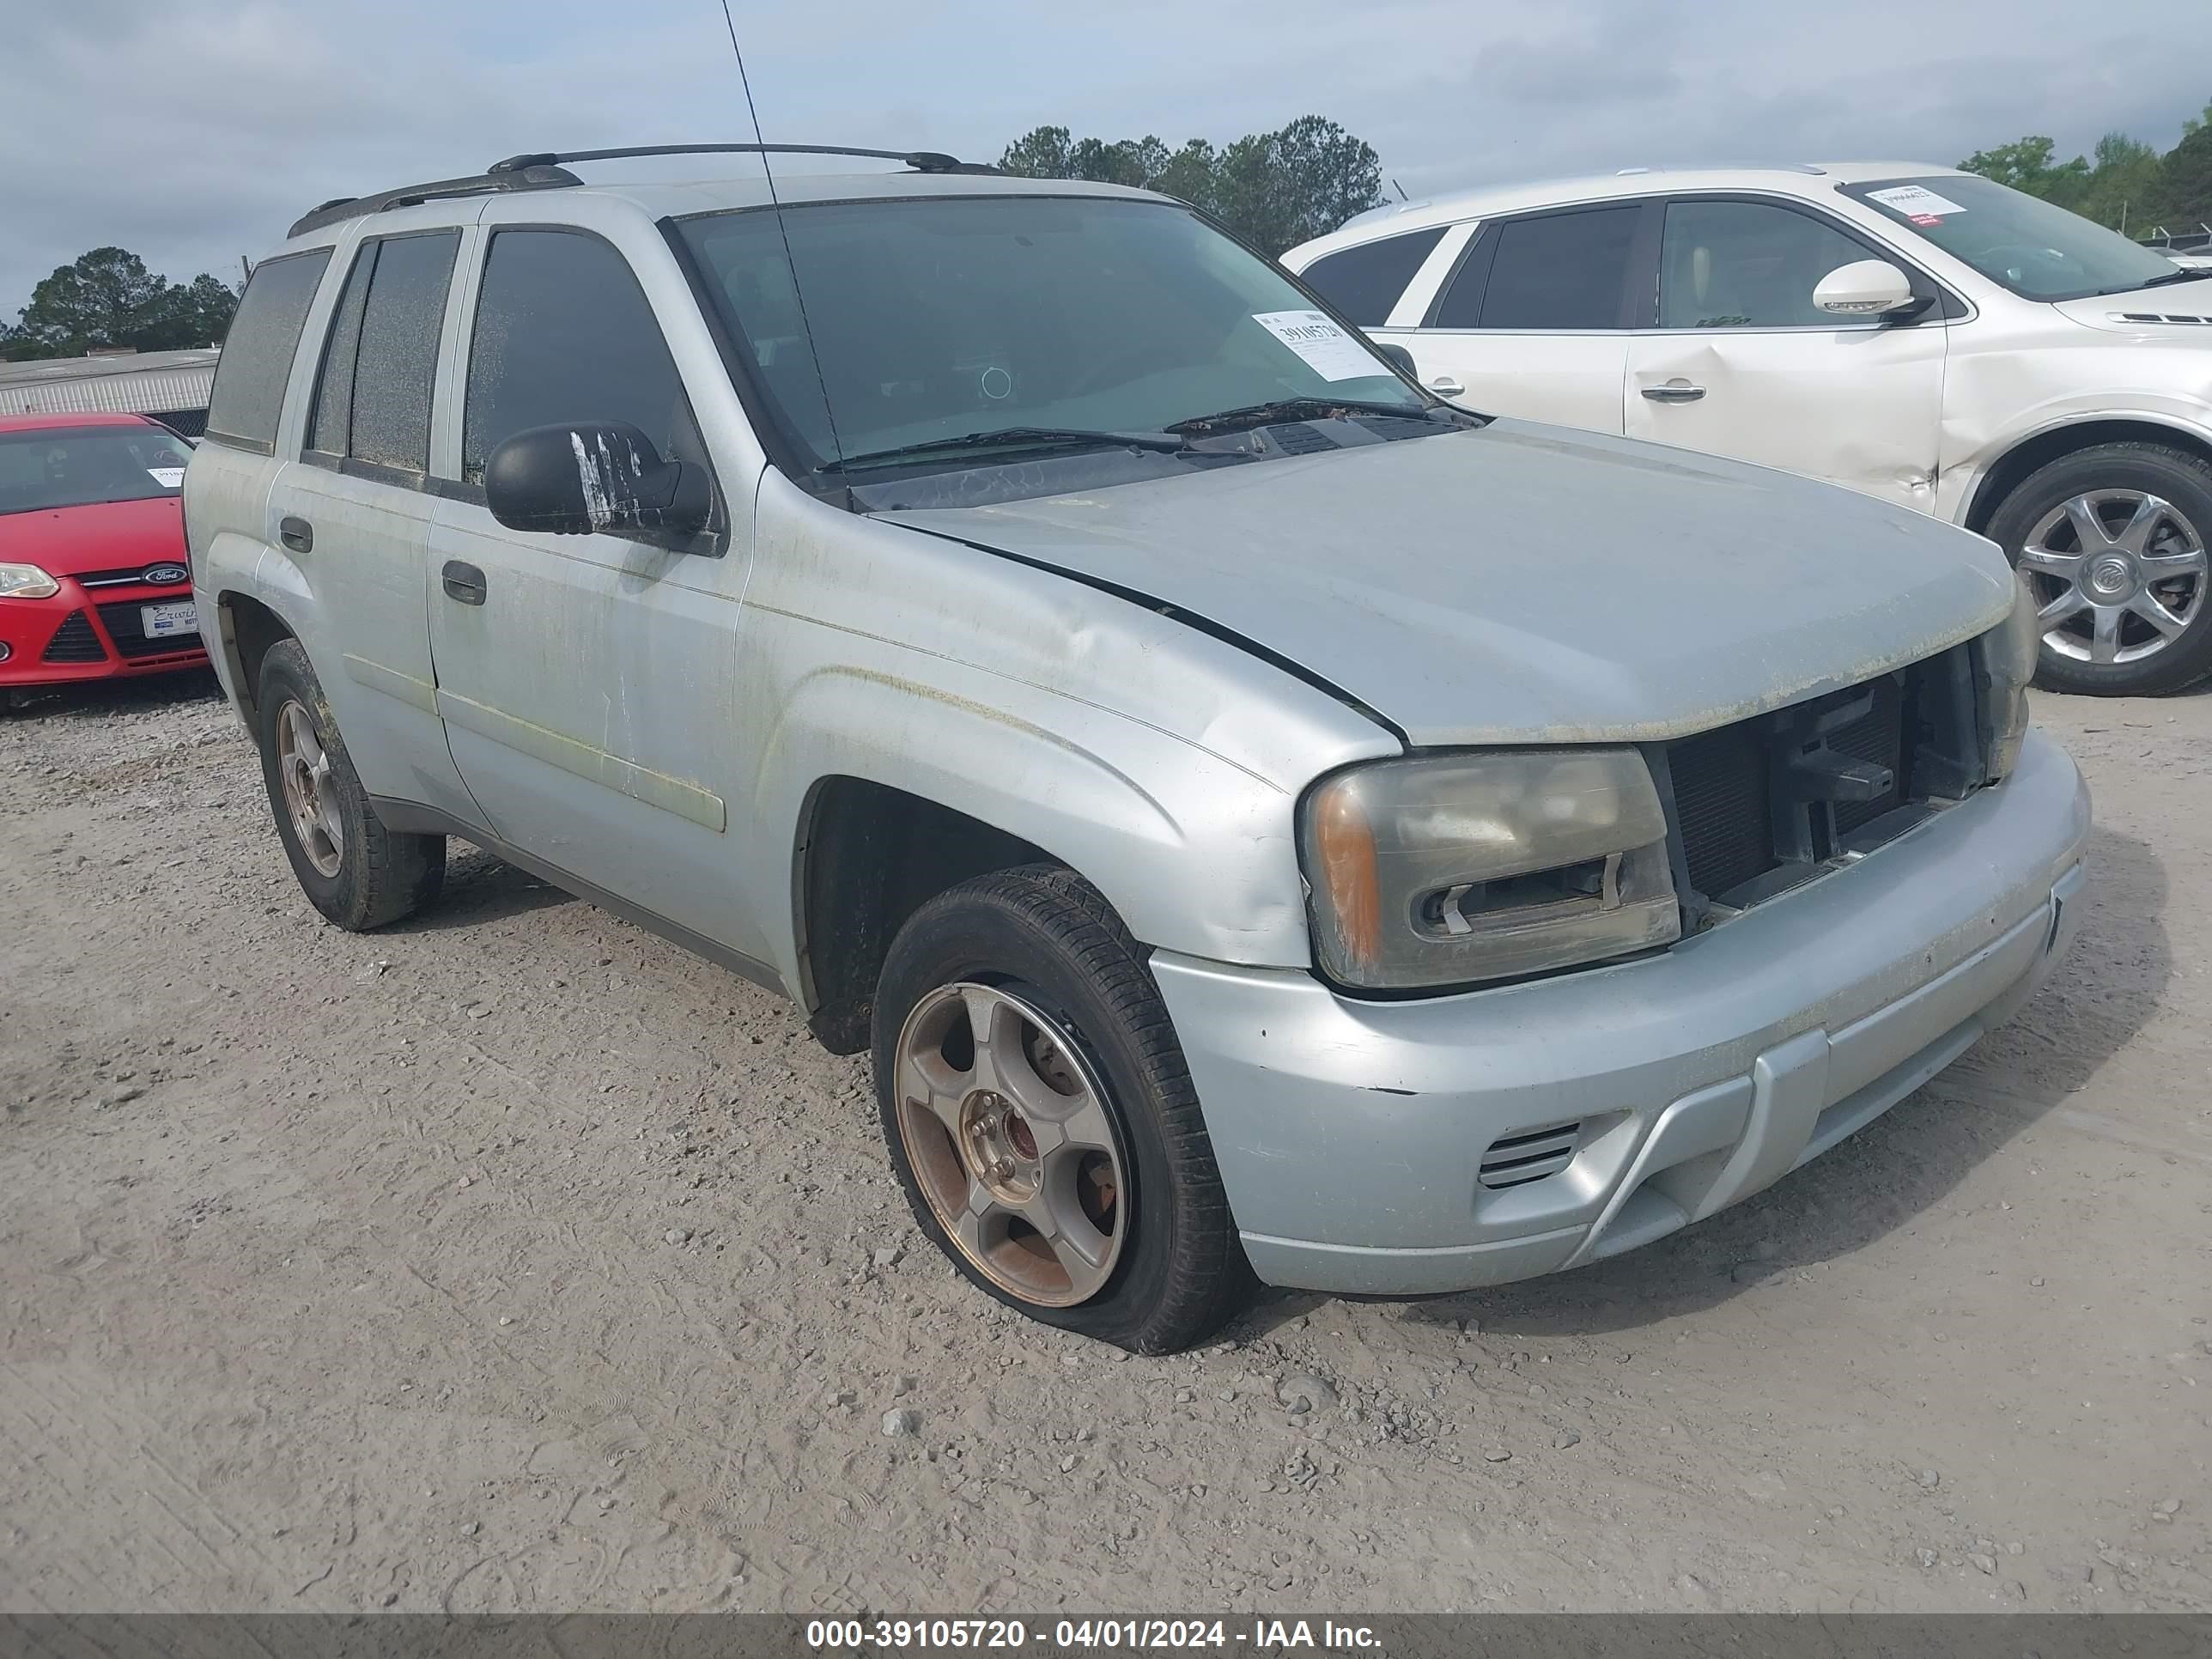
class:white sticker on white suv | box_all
[1867,185,1968,218]
[1250,310,1380,382]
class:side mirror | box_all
[483,422,711,540]
[1376,341,1419,379]
[1813,259,1921,319]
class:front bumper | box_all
[0,585,207,687]
[1153,730,2091,1295]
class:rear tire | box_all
[255,639,444,929]
[871,865,1251,1354]
[1987,441,2212,696]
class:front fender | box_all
[1938,343,2212,524]
[733,471,1401,993]
[743,638,1319,992]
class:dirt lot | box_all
[1,670,2207,1615]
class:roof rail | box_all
[487,143,994,175]
[287,143,992,242]
[1617,161,1828,178]
[289,164,582,239]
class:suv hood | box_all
[879,420,2015,747]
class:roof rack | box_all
[289,143,991,240]
[289,164,581,239]
[488,143,991,175]
[1614,161,1828,178]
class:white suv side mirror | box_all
[1814,260,1919,318]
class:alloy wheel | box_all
[2019,489,2208,665]
[892,981,1127,1308]
[276,699,343,878]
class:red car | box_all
[1,411,208,695]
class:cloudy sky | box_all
[5,0,2209,316]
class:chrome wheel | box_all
[892,981,1127,1308]
[2019,489,2208,665]
[276,699,343,878]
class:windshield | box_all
[677,195,1426,476]
[1844,174,2185,301]
[0,424,193,517]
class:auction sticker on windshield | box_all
[1866,185,1968,219]
[147,467,185,488]
[1251,310,1380,382]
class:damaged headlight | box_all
[1976,571,2039,781]
[1299,749,1680,992]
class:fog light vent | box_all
[1478,1121,1583,1190]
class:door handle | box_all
[1640,380,1706,403]
[278,516,313,553]
[441,561,488,606]
[1428,375,1466,396]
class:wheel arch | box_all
[1962,416,2212,535]
[793,775,1072,1054]
[213,590,301,725]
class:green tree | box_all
[11,246,167,356]
[1957,135,2092,208]
[999,125,1075,180]
[136,273,239,350]
[999,115,1383,253]
[2148,123,2212,230]
[2076,133,2164,232]
[3,248,239,359]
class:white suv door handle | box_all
[1428,375,1465,396]
[1640,380,1706,403]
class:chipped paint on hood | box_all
[879,419,2017,747]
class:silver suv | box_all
[186,144,2090,1353]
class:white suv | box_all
[1285,162,2212,696]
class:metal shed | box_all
[0,349,219,436]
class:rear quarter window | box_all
[204,248,333,453]
[1297,227,1448,327]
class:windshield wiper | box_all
[816,426,1186,475]
[2137,268,2209,289]
[1164,397,1434,434]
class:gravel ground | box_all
[1,668,2207,1615]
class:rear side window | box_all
[1297,227,1447,326]
[463,229,686,484]
[307,231,459,471]
[1434,206,1640,330]
[205,248,332,453]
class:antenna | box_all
[1392,178,1409,203]
[715,0,846,469]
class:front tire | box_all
[871,866,1250,1353]
[1987,441,2212,696]
[255,639,444,929]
